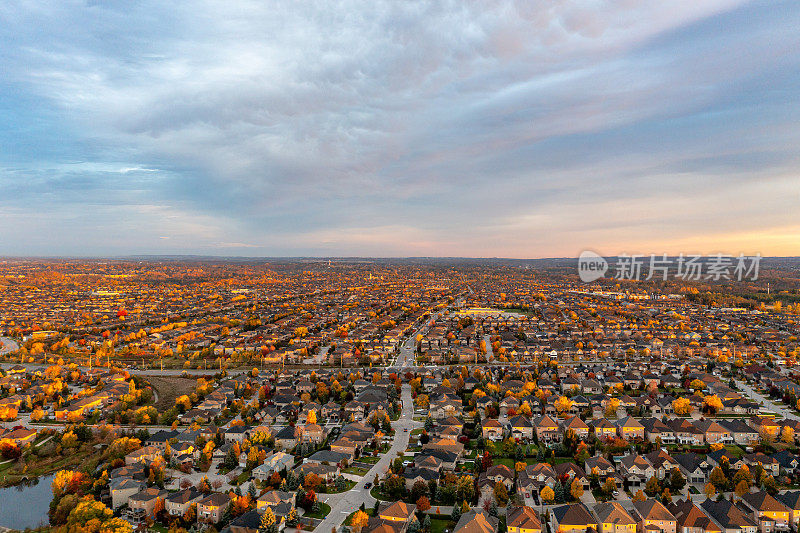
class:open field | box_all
[144,375,198,411]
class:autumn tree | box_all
[670,468,686,492]
[555,396,574,415]
[570,478,584,500]
[733,465,753,487]
[672,398,691,416]
[417,496,431,512]
[604,398,621,418]
[735,479,750,497]
[351,510,370,533]
[61,496,132,533]
[703,395,723,415]
[709,467,728,491]
[493,482,509,506]
[260,507,277,533]
[540,486,555,503]
[645,476,660,496]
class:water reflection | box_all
[0,474,53,530]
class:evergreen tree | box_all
[554,481,565,503]
[287,470,300,490]
[286,507,299,527]
[451,503,462,523]
[260,507,277,533]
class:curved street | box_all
[314,384,420,533]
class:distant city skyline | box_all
[2,1,799,257]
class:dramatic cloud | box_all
[1,0,798,256]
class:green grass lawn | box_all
[304,502,332,519]
[430,518,454,533]
[371,486,390,501]
[0,446,102,488]
[237,469,252,484]
[494,457,539,468]
[724,445,745,457]
[359,456,381,464]
[322,480,357,493]
[343,466,369,476]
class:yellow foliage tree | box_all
[555,396,574,415]
[672,397,692,416]
[703,395,723,414]
[351,510,370,533]
[61,496,132,533]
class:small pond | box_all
[0,474,54,530]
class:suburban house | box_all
[482,418,505,441]
[454,509,499,533]
[507,506,542,533]
[632,499,678,533]
[740,492,791,533]
[593,501,637,533]
[550,503,598,533]
[668,499,722,533]
[700,499,758,533]
[165,487,203,517]
[197,493,232,524]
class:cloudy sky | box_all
[1,0,799,258]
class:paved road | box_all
[735,379,799,421]
[304,346,330,365]
[0,362,248,377]
[395,335,417,368]
[314,384,420,533]
[395,308,449,368]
